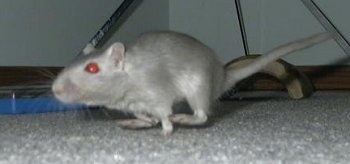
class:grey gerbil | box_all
[52,31,331,135]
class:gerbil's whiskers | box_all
[36,68,57,81]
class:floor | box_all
[1,91,350,164]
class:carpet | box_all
[1,91,349,164]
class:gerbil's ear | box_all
[105,42,125,68]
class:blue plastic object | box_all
[0,97,85,114]
[0,85,85,115]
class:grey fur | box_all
[52,31,331,135]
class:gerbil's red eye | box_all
[85,62,100,74]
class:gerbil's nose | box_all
[52,83,63,96]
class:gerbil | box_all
[52,31,331,135]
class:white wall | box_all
[103,0,169,48]
[0,0,168,66]
[170,0,349,65]
[242,0,349,65]
[1,0,348,66]
[169,0,245,63]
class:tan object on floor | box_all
[224,55,314,99]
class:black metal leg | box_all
[301,0,350,56]
[235,0,250,56]
[81,0,136,55]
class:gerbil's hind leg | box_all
[117,114,159,129]
[155,106,174,136]
[160,117,173,136]
[170,111,208,126]
[117,107,175,136]
[170,92,210,126]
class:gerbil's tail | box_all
[223,32,332,92]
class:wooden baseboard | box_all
[0,67,62,87]
[0,66,349,90]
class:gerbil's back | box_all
[126,31,222,72]
[125,31,225,99]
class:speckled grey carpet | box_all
[1,91,350,164]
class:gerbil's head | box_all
[52,42,130,106]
